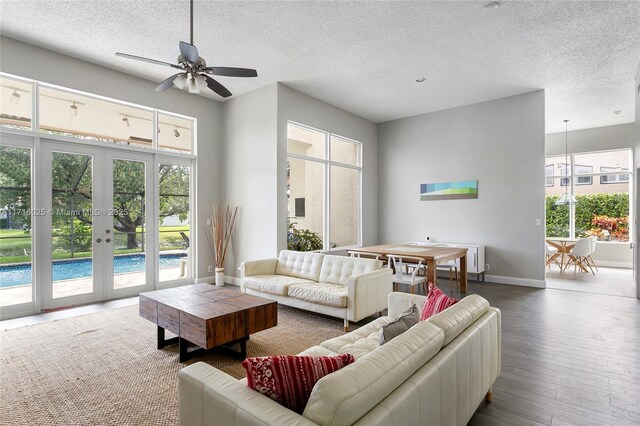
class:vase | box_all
[215,268,225,287]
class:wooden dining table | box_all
[350,244,469,293]
[545,238,587,273]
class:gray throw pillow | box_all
[380,304,419,345]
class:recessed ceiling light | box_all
[483,1,500,9]
[416,77,426,83]
[613,110,622,115]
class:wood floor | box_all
[461,282,640,426]
[3,280,639,425]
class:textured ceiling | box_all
[1,1,638,133]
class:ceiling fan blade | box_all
[116,52,180,69]
[204,75,232,98]
[203,67,258,78]
[179,41,199,63]
[155,74,181,92]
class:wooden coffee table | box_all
[139,284,277,362]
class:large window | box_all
[287,122,362,251]
[1,73,195,153]
[545,149,631,241]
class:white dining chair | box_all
[564,238,595,275]
[387,255,427,294]
[586,237,599,272]
[348,250,386,266]
[545,242,561,269]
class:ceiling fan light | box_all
[188,80,199,94]
[173,74,187,90]
[195,75,207,90]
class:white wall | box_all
[277,83,378,250]
[546,123,635,155]
[0,37,223,280]
[222,84,278,278]
[378,90,546,286]
[635,63,640,298]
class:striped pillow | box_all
[420,283,459,321]
[242,354,355,414]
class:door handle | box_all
[96,238,102,243]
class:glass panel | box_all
[112,159,147,289]
[0,76,32,130]
[574,150,631,174]
[158,113,192,153]
[546,155,570,177]
[0,146,32,307]
[287,124,325,159]
[51,152,94,298]
[330,165,359,248]
[545,178,570,238]
[544,164,554,187]
[330,135,359,166]
[287,158,324,251]
[159,164,190,281]
[574,165,593,185]
[574,177,629,241]
[39,86,153,148]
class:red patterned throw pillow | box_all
[242,354,355,414]
[420,283,459,321]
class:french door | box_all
[40,141,155,309]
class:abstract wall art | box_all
[420,180,478,201]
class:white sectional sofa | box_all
[179,292,501,426]
[240,250,393,331]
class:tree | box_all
[0,147,190,250]
[0,146,32,230]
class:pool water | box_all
[0,254,184,288]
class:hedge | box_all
[546,193,629,238]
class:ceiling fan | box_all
[115,0,257,98]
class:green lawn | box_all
[0,225,190,265]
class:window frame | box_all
[600,166,630,184]
[286,121,363,251]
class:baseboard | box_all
[594,260,632,268]
[195,275,215,284]
[484,274,546,288]
[225,275,242,286]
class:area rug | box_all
[0,304,346,425]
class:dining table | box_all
[349,244,469,293]
[545,237,587,273]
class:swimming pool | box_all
[0,253,184,288]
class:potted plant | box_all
[204,204,238,286]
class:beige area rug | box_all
[0,304,346,425]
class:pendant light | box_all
[555,119,577,206]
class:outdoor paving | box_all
[0,267,183,307]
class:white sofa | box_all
[240,250,393,331]
[179,292,501,426]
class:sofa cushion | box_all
[298,345,339,357]
[319,255,382,286]
[381,304,419,345]
[420,283,459,321]
[303,321,444,426]
[242,354,355,415]
[243,275,317,296]
[275,250,324,281]
[428,294,490,346]
[288,283,348,308]
[320,316,392,360]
